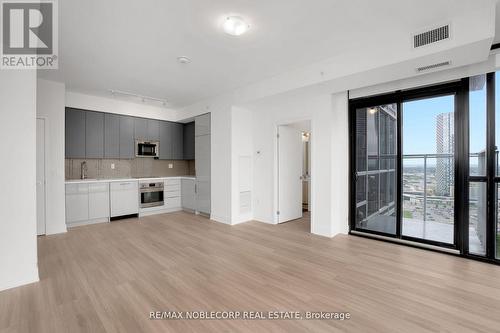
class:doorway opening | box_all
[277,120,311,233]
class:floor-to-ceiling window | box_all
[349,71,500,263]
[354,103,397,235]
[468,74,487,256]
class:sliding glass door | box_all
[350,82,463,250]
[350,72,500,263]
[402,95,456,245]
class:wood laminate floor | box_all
[1,212,500,332]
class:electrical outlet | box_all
[168,163,173,169]
[111,163,115,170]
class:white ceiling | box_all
[39,0,496,107]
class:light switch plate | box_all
[168,163,173,169]
[111,163,115,170]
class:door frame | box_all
[348,80,467,251]
[36,117,48,236]
[274,117,313,232]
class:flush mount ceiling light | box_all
[177,56,191,64]
[223,16,250,36]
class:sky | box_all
[402,86,487,156]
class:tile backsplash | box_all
[66,158,196,180]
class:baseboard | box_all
[252,218,275,225]
[0,264,39,292]
[210,214,230,224]
[45,225,68,235]
[67,217,109,228]
[231,214,253,225]
[311,226,333,238]
[139,207,182,217]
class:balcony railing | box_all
[403,153,456,223]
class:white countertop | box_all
[65,176,195,184]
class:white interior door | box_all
[278,125,303,223]
[36,118,46,235]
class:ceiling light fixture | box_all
[108,89,168,107]
[177,56,191,64]
[223,16,250,36]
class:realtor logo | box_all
[1,0,58,69]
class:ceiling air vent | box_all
[413,25,449,48]
[416,61,451,73]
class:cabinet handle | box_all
[195,184,197,193]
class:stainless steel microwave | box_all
[136,140,159,157]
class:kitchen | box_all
[62,109,211,230]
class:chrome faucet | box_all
[81,161,88,180]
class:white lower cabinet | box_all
[165,196,182,209]
[89,183,110,219]
[66,183,111,227]
[110,181,139,217]
[66,178,195,225]
[66,183,89,224]
[164,178,181,211]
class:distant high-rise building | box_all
[436,112,454,196]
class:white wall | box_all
[245,89,349,237]
[37,79,67,235]
[330,92,349,236]
[0,70,39,291]
[350,53,500,99]
[231,107,253,224]
[178,83,349,237]
[66,91,179,121]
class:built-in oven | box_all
[140,182,164,208]
[136,140,159,157]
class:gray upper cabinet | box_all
[183,122,195,160]
[195,113,210,136]
[159,121,184,160]
[85,111,104,159]
[159,121,173,160]
[172,123,184,160]
[104,113,120,159]
[65,110,187,161]
[134,118,148,140]
[119,116,135,159]
[147,119,160,141]
[65,108,86,158]
[135,118,160,141]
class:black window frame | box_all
[348,75,500,265]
